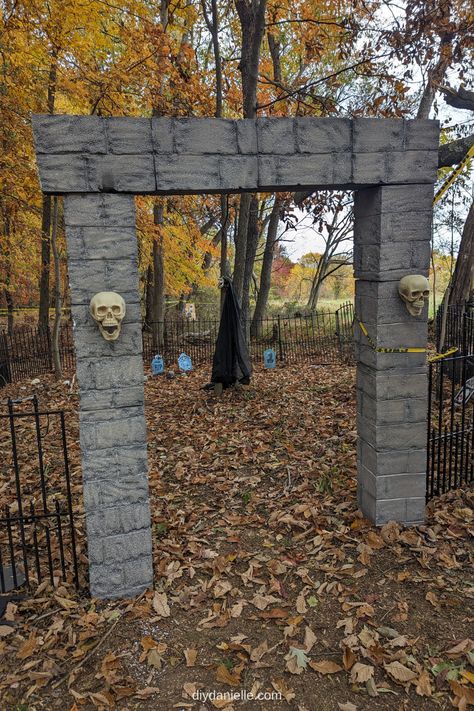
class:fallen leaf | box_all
[384,661,417,684]
[425,591,440,609]
[17,633,38,660]
[415,669,432,697]
[309,660,343,674]
[147,648,164,669]
[303,626,317,653]
[0,625,14,637]
[446,639,474,658]
[338,702,358,711]
[135,687,160,699]
[214,581,232,598]
[285,647,309,675]
[184,648,197,667]
[152,592,170,618]
[250,640,268,662]
[215,664,241,686]
[251,594,280,611]
[272,677,296,702]
[350,663,374,683]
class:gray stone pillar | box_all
[354,184,433,525]
[64,194,153,598]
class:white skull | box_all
[89,292,126,341]
[398,275,430,317]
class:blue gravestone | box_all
[264,348,276,369]
[151,354,164,375]
[178,352,193,373]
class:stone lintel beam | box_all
[32,115,440,195]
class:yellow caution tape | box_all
[427,346,458,363]
[433,143,474,206]
[357,319,426,354]
[357,320,458,361]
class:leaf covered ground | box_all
[0,364,473,711]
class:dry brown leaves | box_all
[0,366,473,710]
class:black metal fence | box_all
[143,302,354,367]
[435,303,474,356]
[0,396,79,592]
[427,351,474,501]
[0,303,355,385]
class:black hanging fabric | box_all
[209,277,252,388]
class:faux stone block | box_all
[258,153,351,190]
[357,367,428,401]
[101,529,153,564]
[404,120,440,151]
[68,256,140,305]
[353,240,431,280]
[173,118,238,154]
[80,406,147,450]
[36,154,88,192]
[80,385,145,411]
[76,354,145,391]
[354,209,432,245]
[219,156,258,190]
[353,118,404,153]
[87,154,156,192]
[106,117,153,154]
[155,154,220,192]
[88,502,152,537]
[257,118,296,154]
[354,184,434,218]
[66,227,138,261]
[72,320,144,360]
[151,117,174,153]
[64,194,136,227]
[123,557,155,588]
[296,117,351,153]
[82,445,148,483]
[359,489,425,525]
[358,390,427,425]
[387,150,438,184]
[358,466,426,500]
[355,343,428,371]
[237,120,258,154]
[32,115,107,154]
[357,415,427,451]
[358,439,427,477]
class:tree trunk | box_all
[441,200,474,309]
[38,55,57,330]
[38,195,52,329]
[251,198,280,336]
[241,194,260,329]
[144,265,153,330]
[233,0,267,307]
[152,203,165,352]
[51,197,62,378]
[233,193,251,302]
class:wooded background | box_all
[1,0,473,338]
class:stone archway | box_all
[32,115,439,598]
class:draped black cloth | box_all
[209,277,252,388]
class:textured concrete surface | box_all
[64,194,153,599]
[32,116,439,194]
[33,117,440,598]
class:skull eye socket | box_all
[412,291,422,298]
[96,305,107,315]
[111,305,122,315]
[423,290,429,296]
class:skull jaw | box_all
[404,299,425,317]
[98,323,121,341]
